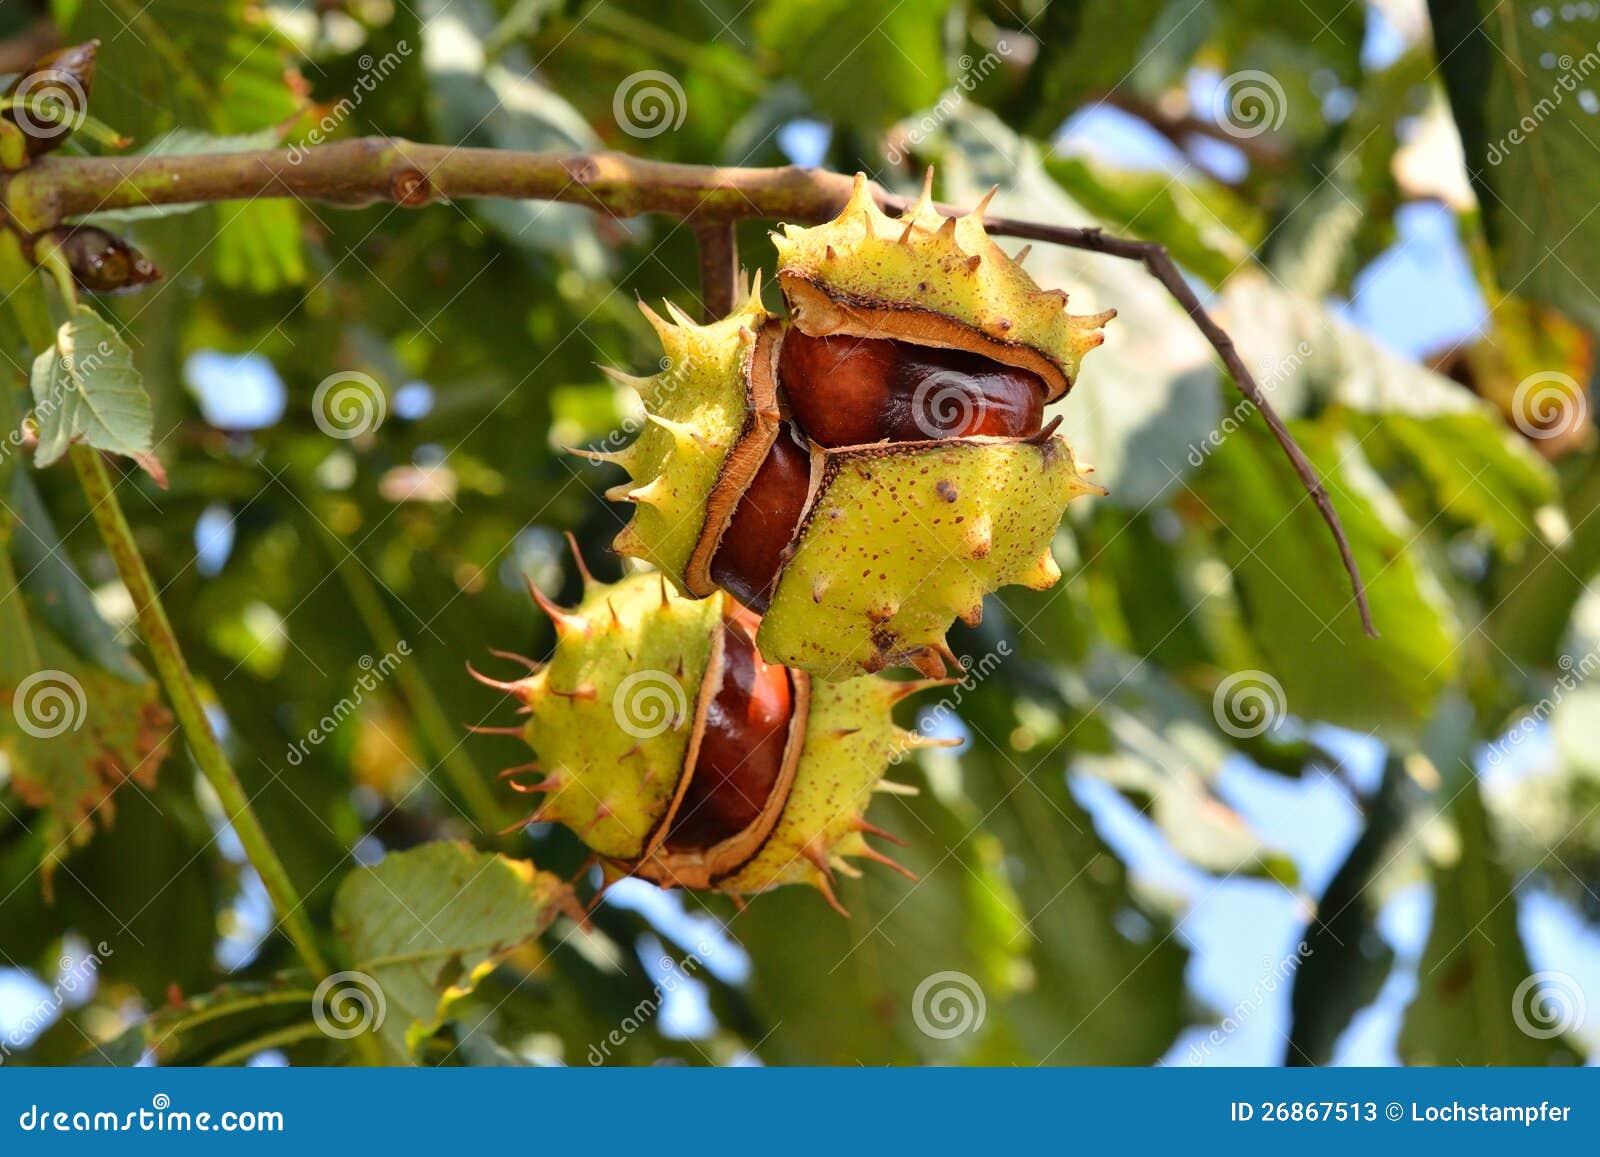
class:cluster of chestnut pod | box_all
[472,174,1112,912]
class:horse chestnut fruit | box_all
[580,171,1111,679]
[473,566,944,910]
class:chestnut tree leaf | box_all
[1190,420,1459,739]
[736,773,1032,1065]
[81,982,321,1067]
[1430,0,1600,328]
[29,305,153,468]
[331,842,578,1060]
[0,625,174,863]
[754,0,948,137]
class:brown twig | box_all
[1,141,1373,632]
[692,221,738,322]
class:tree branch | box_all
[3,142,1372,633]
[692,221,738,323]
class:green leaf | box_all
[1212,273,1558,549]
[956,736,1191,1064]
[1216,0,1366,86]
[29,305,153,467]
[1487,689,1600,927]
[55,2,306,291]
[1045,154,1263,287]
[1000,0,1175,136]
[1190,420,1459,738]
[0,227,52,355]
[754,0,949,136]
[56,0,302,144]
[331,842,576,1060]
[8,469,146,682]
[49,780,234,1004]
[1355,410,1558,553]
[212,199,306,291]
[82,982,322,1066]
[419,0,607,273]
[1264,49,1431,296]
[1489,464,1600,667]
[1429,1,1600,327]
[1065,651,1298,882]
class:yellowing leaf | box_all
[331,842,578,1060]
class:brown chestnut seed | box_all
[708,421,811,613]
[665,610,794,852]
[779,329,1046,447]
[776,327,898,446]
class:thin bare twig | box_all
[1,142,1373,632]
[692,221,738,322]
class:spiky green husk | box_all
[484,568,932,909]
[719,675,934,900]
[772,174,1111,399]
[757,435,1104,678]
[510,572,722,860]
[592,289,772,589]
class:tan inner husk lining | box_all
[684,320,784,597]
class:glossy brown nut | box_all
[708,421,811,614]
[779,329,1046,446]
[777,327,899,447]
[665,611,794,852]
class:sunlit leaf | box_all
[29,306,153,467]
[331,842,577,1060]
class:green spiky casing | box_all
[504,571,722,860]
[573,172,1112,679]
[485,571,939,907]
[716,675,930,898]
[771,173,1113,400]
[593,288,777,595]
[758,436,1102,677]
